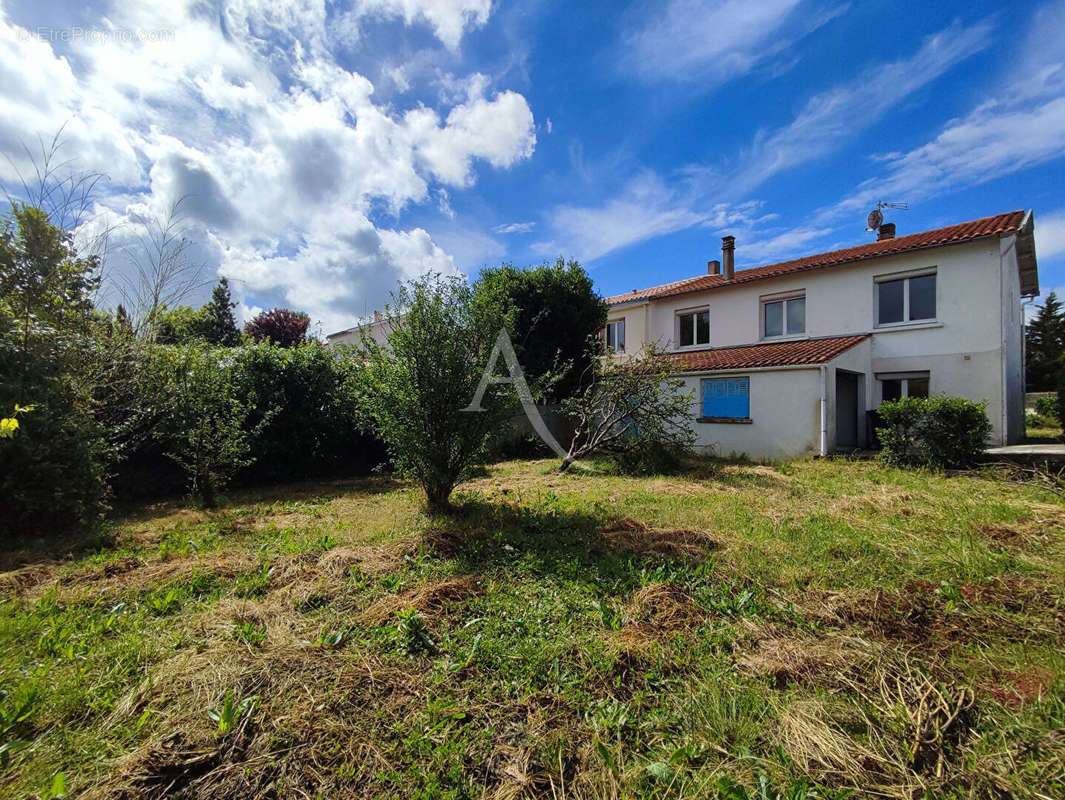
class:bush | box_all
[1035,395,1059,420]
[876,395,992,469]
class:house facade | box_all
[604,211,1039,461]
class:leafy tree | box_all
[357,273,515,513]
[198,277,241,346]
[244,307,310,347]
[1025,292,1065,391]
[153,304,204,345]
[0,205,110,533]
[557,347,694,472]
[148,344,271,507]
[472,257,606,400]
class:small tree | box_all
[357,274,515,513]
[198,277,241,346]
[1026,292,1065,391]
[876,395,992,468]
[557,347,695,473]
[150,345,270,507]
[244,307,310,347]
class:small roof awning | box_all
[668,334,869,373]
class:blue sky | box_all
[2,0,1065,335]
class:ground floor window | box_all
[877,371,929,404]
[700,376,750,420]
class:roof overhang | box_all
[1017,210,1039,296]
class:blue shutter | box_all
[701,377,749,418]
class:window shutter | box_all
[701,377,749,418]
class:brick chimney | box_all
[877,223,896,241]
[707,259,720,275]
[721,236,735,279]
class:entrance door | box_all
[835,371,859,450]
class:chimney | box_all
[707,259,720,275]
[877,223,896,241]
[721,236,735,279]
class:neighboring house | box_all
[326,311,393,348]
[604,211,1039,460]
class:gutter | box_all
[820,365,828,457]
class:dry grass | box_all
[357,575,483,624]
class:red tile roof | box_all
[606,211,1027,305]
[669,334,869,373]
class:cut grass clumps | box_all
[0,457,1063,798]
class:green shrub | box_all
[1035,395,1059,420]
[876,395,992,469]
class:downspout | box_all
[819,365,828,457]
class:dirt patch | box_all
[981,667,1055,708]
[357,576,482,624]
[600,518,720,561]
[958,575,1061,611]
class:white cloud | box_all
[543,18,993,264]
[493,221,535,234]
[1036,208,1065,261]
[541,172,764,263]
[621,0,845,85]
[735,19,994,193]
[352,0,492,51]
[0,1,536,335]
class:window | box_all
[762,293,805,338]
[876,271,936,326]
[878,372,930,404]
[677,308,710,348]
[700,377,750,420]
[605,320,625,353]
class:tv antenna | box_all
[866,200,908,232]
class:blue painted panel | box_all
[701,377,749,418]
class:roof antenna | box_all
[866,200,908,232]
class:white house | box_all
[603,211,1039,461]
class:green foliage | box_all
[395,609,435,655]
[146,343,271,506]
[207,690,257,735]
[198,278,241,347]
[233,342,376,481]
[1035,395,1059,420]
[231,621,267,646]
[876,395,992,468]
[471,257,606,400]
[356,273,517,512]
[153,304,205,345]
[1025,292,1065,391]
[0,205,110,534]
[558,346,696,472]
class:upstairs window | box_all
[605,320,625,353]
[701,377,750,420]
[762,293,805,338]
[876,271,936,326]
[677,308,710,348]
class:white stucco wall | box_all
[604,301,649,358]
[627,238,1019,446]
[682,368,823,461]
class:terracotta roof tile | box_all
[668,334,869,372]
[606,211,1027,305]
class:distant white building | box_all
[603,211,1039,460]
[326,311,393,348]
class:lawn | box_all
[1,458,1063,799]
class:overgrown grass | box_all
[1,459,1063,798]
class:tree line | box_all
[2,196,694,537]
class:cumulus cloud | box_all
[1036,208,1065,262]
[0,1,535,335]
